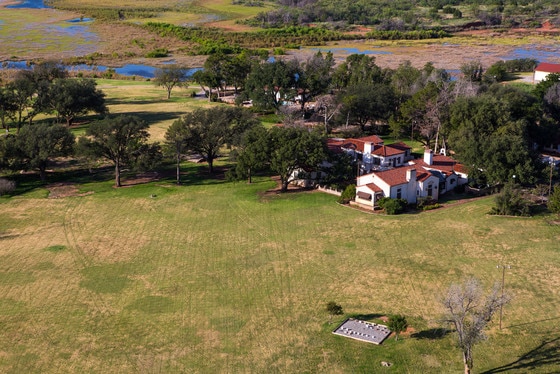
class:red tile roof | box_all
[414,154,467,175]
[359,135,384,145]
[371,144,407,157]
[365,183,383,192]
[536,62,560,73]
[373,167,412,186]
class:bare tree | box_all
[315,94,340,134]
[442,278,510,374]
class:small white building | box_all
[534,62,560,83]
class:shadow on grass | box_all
[347,313,385,321]
[3,159,239,198]
[411,328,452,340]
[481,336,560,373]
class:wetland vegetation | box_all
[1,0,560,373]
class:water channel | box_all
[3,0,560,76]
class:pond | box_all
[0,61,202,78]
[309,47,393,56]
[6,0,49,9]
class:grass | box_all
[67,79,216,142]
[0,162,559,373]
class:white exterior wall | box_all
[534,70,551,83]
[417,176,440,200]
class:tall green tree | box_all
[153,65,188,99]
[298,51,335,110]
[244,59,300,111]
[12,123,75,182]
[6,72,36,133]
[268,126,327,192]
[332,54,385,89]
[233,125,269,184]
[164,119,189,185]
[36,78,107,126]
[78,115,153,187]
[0,87,17,133]
[448,88,540,185]
[173,107,259,173]
[338,83,396,131]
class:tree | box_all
[391,60,422,98]
[331,54,384,90]
[448,88,541,185]
[12,123,75,182]
[484,61,509,83]
[387,314,408,341]
[36,78,107,126]
[268,126,327,192]
[315,94,340,134]
[6,72,36,133]
[192,68,221,102]
[547,185,560,215]
[233,125,269,184]
[223,52,252,94]
[442,278,510,374]
[244,59,300,111]
[299,51,334,110]
[78,115,153,187]
[326,301,343,323]
[164,119,189,185]
[0,87,17,133]
[153,65,188,99]
[460,61,483,82]
[338,83,396,131]
[491,181,530,216]
[174,107,259,174]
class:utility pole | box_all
[496,264,511,330]
[549,160,554,196]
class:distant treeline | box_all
[247,0,560,29]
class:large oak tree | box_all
[78,115,154,187]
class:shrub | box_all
[378,197,408,215]
[338,184,355,204]
[490,182,530,216]
[0,178,16,196]
[145,48,169,58]
[547,185,560,215]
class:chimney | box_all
[424,148,433,166]
[406,168,416,182]
[363,141,373,154]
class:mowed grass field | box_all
[94,79,215,142]
[0,167,559,373]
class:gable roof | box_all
[535,62,560,74]
[371,142,411,157]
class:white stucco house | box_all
[355,149,469,210]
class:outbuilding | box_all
[534,62,560,83]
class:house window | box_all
[396,188,402,199]
[450,178,455,185]
[427,184,433,197]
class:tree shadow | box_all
[481,337,560,373]
[411,328,452,340]
[347,313,385,321]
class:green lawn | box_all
[0,164,559,373]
